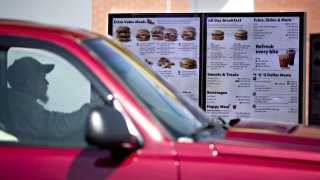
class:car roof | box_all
[0,18,103,40]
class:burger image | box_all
[151,26,165,40]
[179,58,197,69]
[116,26,131,42]
[234,29,248,40]
[163,28,178,41]
[211,30,224,40]
[135,29,150,41]
[181,26,196,41]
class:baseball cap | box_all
[8,56,54,75]
[7,57,54,88]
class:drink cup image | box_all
[279,54,289,68]
[286,48,296,65]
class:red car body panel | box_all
[1,145,177,179]
[0,19,320,179]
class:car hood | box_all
[213,119,320,163]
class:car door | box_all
[0,35,172,179]
[175,141,320,180]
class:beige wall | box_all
[255,0,320,33]
[92,0,188,35]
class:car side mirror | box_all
[85,105,139,150]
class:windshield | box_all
[83,38,224,140]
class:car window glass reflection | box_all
[0,47,96,147]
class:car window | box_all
[0,47,104,147]
[83,39,204,139]
[7,47,91,112]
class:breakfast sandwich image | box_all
[116,26,131,42]
[211,30,224,40]
[234,29,248,40]
[135,29,150,41]
[181,26,196,41]
[179,58,197,69]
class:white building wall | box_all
[0,0,92,29]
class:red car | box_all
[0,19,319,179]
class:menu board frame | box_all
[109,13,204,107]
[203,12,305,124]
[109,12,306,124]
[309,33,320,125]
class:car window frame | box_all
[0,35,143,148]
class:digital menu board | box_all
[204,13,305,123]
[109,14,202,106]
[109,13,305,124]
[309,34,320,125]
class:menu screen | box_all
[205,14,304,123]
[109,14,202,106]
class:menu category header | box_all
[254,17,293,22]
[113,19,155,24]
[256,44,278,55]
[208,18,242,23]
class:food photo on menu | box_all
[151,25,165,40]
[179,58,197,69]
[145,57,198,69]
[150,26,197,41]
[144,58,153,65]
[211,30,224,40]
[116,26,131,42]
[278,48,296,69]
[163,28,178,41]
[210,29,248,41]
[157,57,175,69]
[135,29,150,41]
[181,26,196,41]
[234,29,248,40]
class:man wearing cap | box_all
[2,56,90,145]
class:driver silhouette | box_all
[2,56,90,145]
